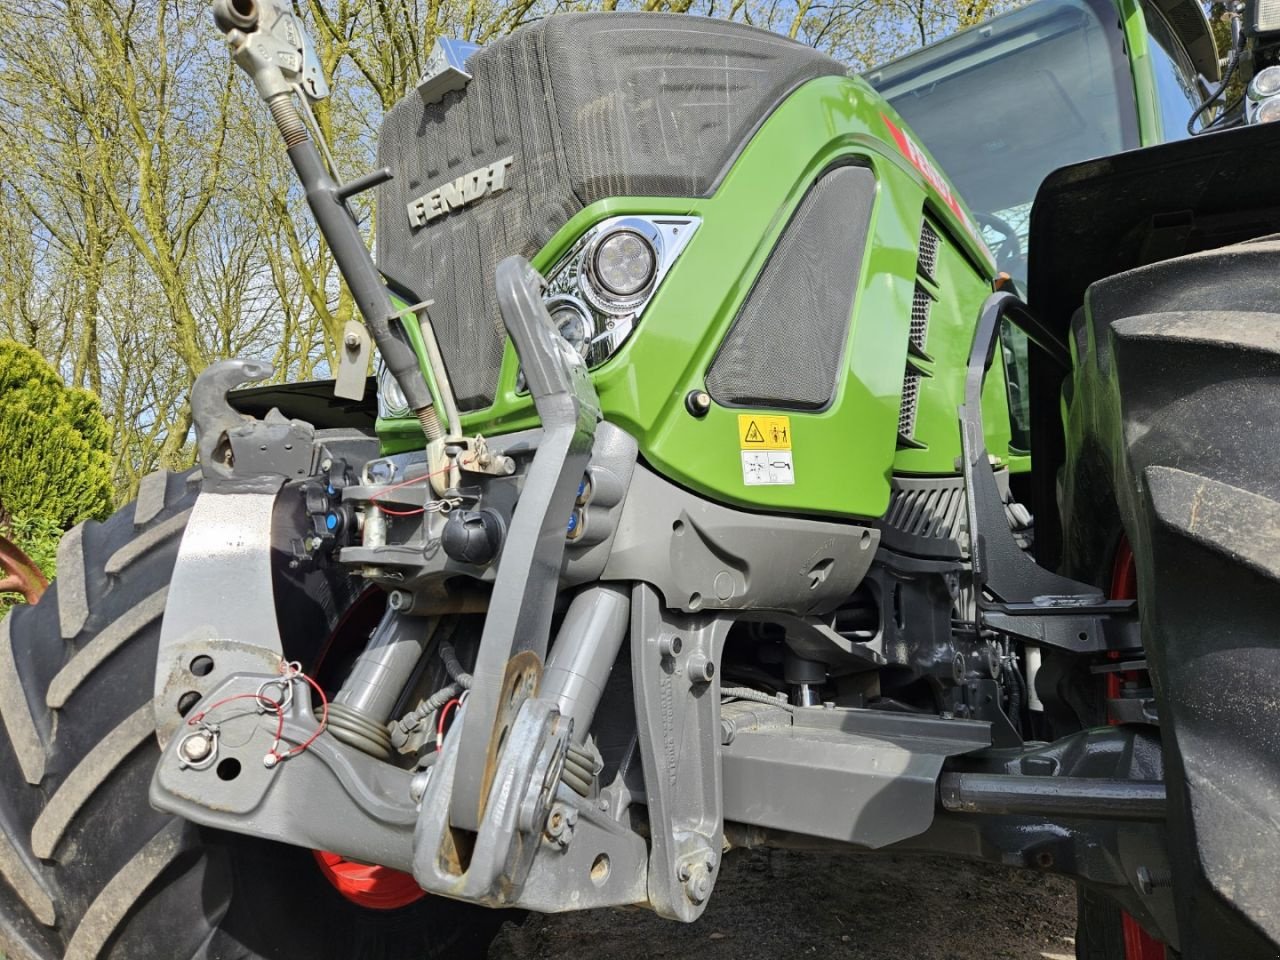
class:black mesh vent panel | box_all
[917,219,940,280]
[704,164,875,410]
[910,285,931,352]
[899,368,921,438]
[376,13,846,410]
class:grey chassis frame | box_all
[148,261,1174,938]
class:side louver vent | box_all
[898,368,922,439]
[898,217,939,446]
[909,284,932,356]
[884,476,966,541]
[917,219,940,280]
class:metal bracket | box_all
[192,358,315,486]
[448,257,600,832]
[416,38,480,104]
[413,697,570,904]
[631,583,727,921]
[155,491,287,744]
[151,672,417,869]
[721,706,990,847]
[959,293,1136,653]
[334,320,371,401]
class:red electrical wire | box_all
[437,697,462,740]
[189,692,283,735]
[368,456,474,517]
[186,661,329,766]
[270,667,330,763]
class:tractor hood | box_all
[374,13,846,412]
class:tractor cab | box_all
[867,0,1218,453]
[866,0,1220,286]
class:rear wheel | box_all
[1059,238,1280,960]
[0,471,505,959]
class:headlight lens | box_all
[546,294,594,359]
[1259,94,1280,124]
[377,362,411,419]
[1251,65,1280,100]
[536,215,699,372]
[591,229,657,298]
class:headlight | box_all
[546,294,595,359]
[537,215,699,371]
[377,361,411,419]
[1251,65,1280,100]
[1258,93,1280,124]
[589,229,657,299]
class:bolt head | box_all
[179,733,212,763]
[344,332,361,350]
[685,390,712,417]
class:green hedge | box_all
[0,340,114,609]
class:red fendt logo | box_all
[881,113,991,261]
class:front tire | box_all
[1059,238,1280,960]
[0,471,504,960]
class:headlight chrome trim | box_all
[541,214,700,370]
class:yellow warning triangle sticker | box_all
[743,421,765,443]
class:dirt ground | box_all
[490,849,1078,960]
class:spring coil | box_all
[268,93,309,148]
[416,405,444,442]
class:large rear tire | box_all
[1059,238,1280,960]
[0,471,505,960]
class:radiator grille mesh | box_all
[705,164,875,410]
[898,369,921,438]
[910,285,931,352]
[917,219,940,280]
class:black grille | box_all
[885,478,965,540]
[917,219,940,280]
[898,217,939,443]
[704,164,875,410]
[376,13,846,410]
[910,285,931,352]
[898,368,921,438]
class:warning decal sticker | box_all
[737,415,791,450]
[741,450,795,486]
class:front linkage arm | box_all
[412,256,622,903]
[210,0,439,436]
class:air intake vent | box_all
[898,217,939,446]
[898,366,922,440]
[706,164,876,410]
[916,219,940,280]
[909,284,932,356]
[884,476,966,541]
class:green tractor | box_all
[1,0,1277,957]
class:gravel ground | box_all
[490,849,1077,960]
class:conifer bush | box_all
[0,340,114,608]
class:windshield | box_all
[866,0,1140,282]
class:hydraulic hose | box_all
[1187,21,1241,136]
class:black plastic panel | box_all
[704,164,875,410]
